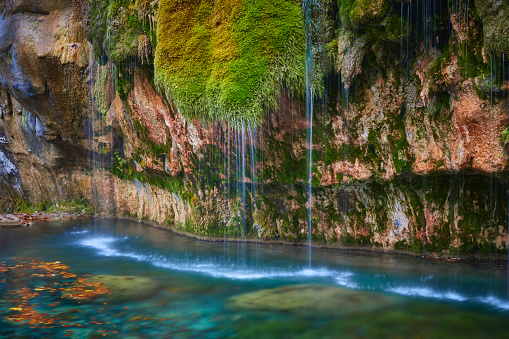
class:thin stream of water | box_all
[305,0,315,268]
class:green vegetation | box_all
[0,183,23,212]
[16,199,94,215]
[87,0,157,63]
[338,0,390,29]
[80,0,509,257]
[1,185,93,215]
[155,0,307,124]
[498,127,509,155]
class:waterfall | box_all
[241,123,247,238]
[407,2,410,76]
[305,0,316,268]
[248,124,257,212]
[401,3,404,64]
[505,54,509,302]
[88,43,97,218]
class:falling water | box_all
[248,124,257,213]
[504,54,509,302]
[241,123,247,238]
[235,126,241,235]
[401,3,404,64]
[304,0,315,268]
[88,44,97,220]
[407,2,410,76]
[489,52,494,292]
[227,123,231,223]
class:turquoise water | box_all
[1,219,509,338]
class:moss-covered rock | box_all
[154,0,307,124]
[338,0,391,30]
[87,0,156,63]
[228,284,402,316]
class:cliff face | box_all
[1,0,508,257]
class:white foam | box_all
[387,286,467,302]
[78,236,356,283]
[335,271,358,289]
[80,237,149,261]
[80,237,118,256]
[68,230,90,235]
[300,268,334,277]
[478,296,509,310]
[155,261,347,281]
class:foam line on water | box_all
[80,237,120,256]
[387,287,509,310]
[155,261,348,281]
[335,272,358,289]
[478,296,509,310]
[387,287,509,311]
[386,286,509,310]
[387,286,467,302]
[78,236,509,311]
[79,237,145,261]
[68,230,90,235]
[78,237,356,283]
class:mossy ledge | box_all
[108,214,509,262]
[154,0,307,125]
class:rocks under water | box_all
[228,284,403,316]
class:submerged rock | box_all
[228,284,402,316]
[63,275,159,303]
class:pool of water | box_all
[1,218,509,338]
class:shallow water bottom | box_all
[0,219,508,338]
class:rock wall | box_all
[1,0,509,258]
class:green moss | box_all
[383,13,409,41]
[393,240,410,251]
[114,61,134,100]
[340,232,355,245]
[499,127,509,148]
[339,0,390,29]
[88,0,153,63]
[411,239,423,252]
[386,107,415,174]
[155,0,307,124]
[17,199,94,215]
